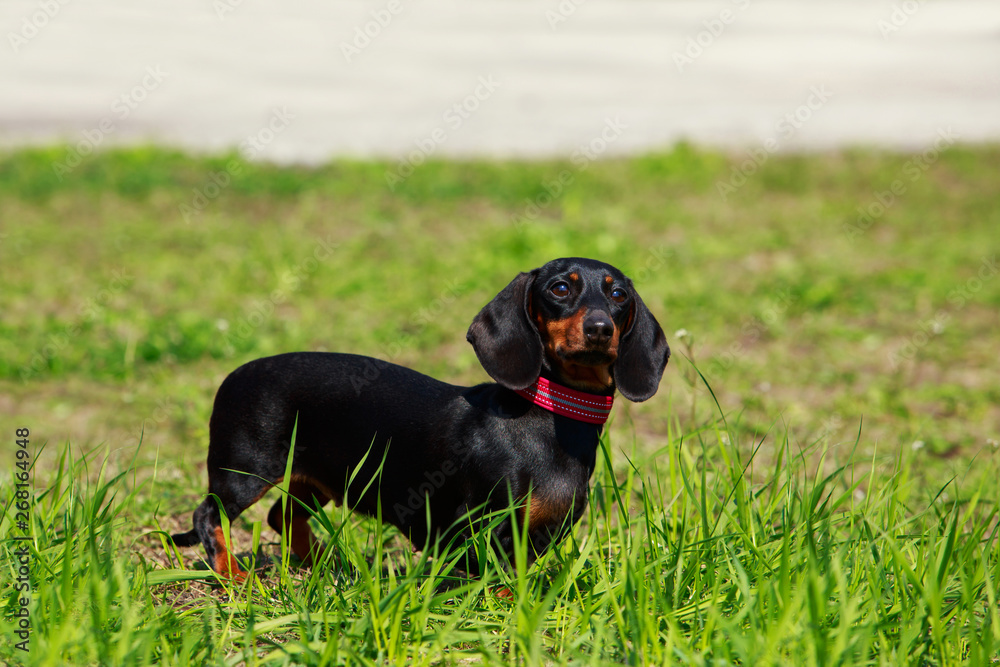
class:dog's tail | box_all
[170,529,200,547]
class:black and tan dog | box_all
[171,257,669,580]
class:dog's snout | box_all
[583,312,614,346]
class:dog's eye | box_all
[610,288,627,303]
[550,282,570,297]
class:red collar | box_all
[514,377,614,425]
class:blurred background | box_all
[3,0,1000,158]
[2,0,999,480]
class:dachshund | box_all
[171,257,669,580]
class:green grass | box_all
[1,144,999,664]
[3,412,998,665]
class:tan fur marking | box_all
[540,307,589,359]
[560,362,613,389]
[524,493,576,536]
[290,473,336,501]
[493,585,514,599]
[528,494,561,531]
[269,476,331,567]
[624,301,635,336]
[212,525,247,581]
[289,515,321,564]
[538,306,618,391]
[250,477,281,504]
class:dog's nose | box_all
[583,312,614,345]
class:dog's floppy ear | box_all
[467,270,542,390]
[612,281,669,402]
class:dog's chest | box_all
[526,475,588,533]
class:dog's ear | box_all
[467,271,542,390]
[612,282,669,402]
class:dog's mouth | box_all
[550,346,616,391]
[557,346,617,367]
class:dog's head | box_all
[467,257,669,401]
